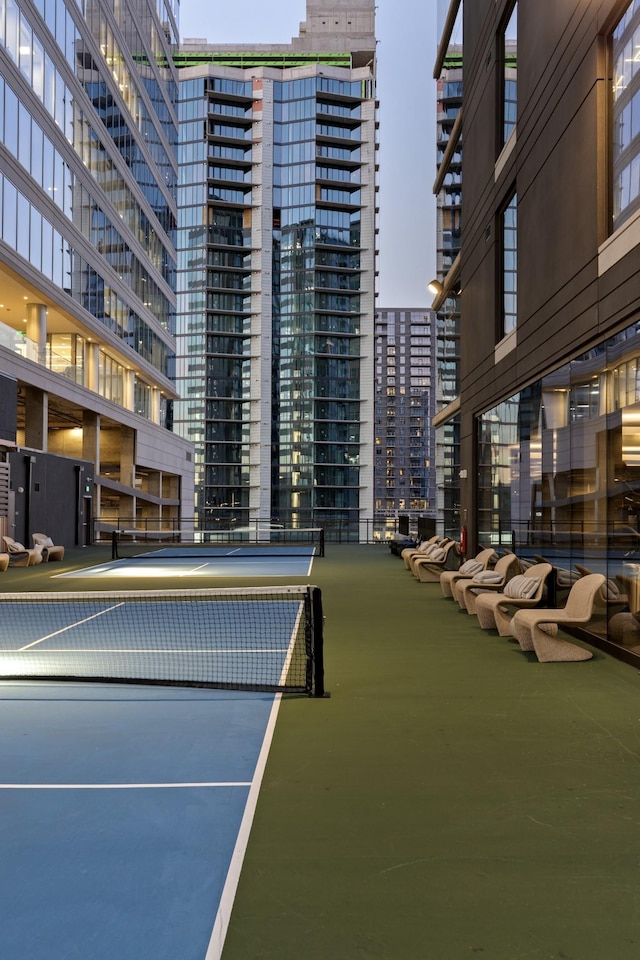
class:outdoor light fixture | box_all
[428,279,443,296]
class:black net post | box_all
[111,530,119,560]
[311,586,326,697]
[318,527,325,558]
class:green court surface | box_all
[3,544,640,959]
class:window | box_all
[501,3,518,146]
[612,2,640,230]
[500,192,517,338]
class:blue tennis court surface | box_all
[58,545,316,580]
[0,682,280,960]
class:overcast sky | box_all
[178,0,438,308]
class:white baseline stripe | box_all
[0,781,251,789]
[205,694,283,960]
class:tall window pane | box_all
[502,3,518,145]
[501,192,517,337]
[612,2,640,231]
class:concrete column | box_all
[26,303,46,364]
[82,411,100,472]
[24,387,48,451]
[120,426,135,489]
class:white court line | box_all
[178,563,210,576]
[205,693,283,960]
[0,781,251,789]
[19,604,126,651]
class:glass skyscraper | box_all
[0,0,194,544]
[174,1,377,539]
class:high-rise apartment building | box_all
[440,0,640,663]
[432,4,462,540]
[173,0,377,539]
[0,0,194,546]
[374,308,436,521]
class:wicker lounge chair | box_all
[455,553,520,614]
[2,535,43,566]
[474,563,553,634]
[440,548,497,599]
[412,539,461,582]
[510,573,605,662]
[32,534,65,562]
[400,535,441,570]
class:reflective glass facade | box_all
[477,321,640,654]
[0,0,193,534]
[175,59,376,536]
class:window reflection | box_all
[477,319,640,656]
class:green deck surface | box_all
[3,543,640,959]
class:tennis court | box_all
[0,681,281,960]
[58,545,317,580]
[0,584,325,959]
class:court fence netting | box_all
[0,585,326,697]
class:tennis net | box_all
[111,527,325,558]
[0,585,325,696]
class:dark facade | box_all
[446,0,640,659]
[8,450,94,548]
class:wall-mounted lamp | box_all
[428,279,443,296]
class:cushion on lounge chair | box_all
[472,570,504,584]
[458,559,484,575]
[504,575,541,600]
[429,547,446,561]
[33,535,54,547]
[6,541,26,553]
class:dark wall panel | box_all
[0,374,17,443]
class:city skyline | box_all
[178,0,438,308]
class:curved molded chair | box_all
[455,553,520,613]
[32,533,65,562]
[510,573,605,662]
[401,535,441,570]
[412,540,461,582]
[475,563,553,634]
[440,548,497,599]
[0,553,8,572]
[2,535,43,566]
